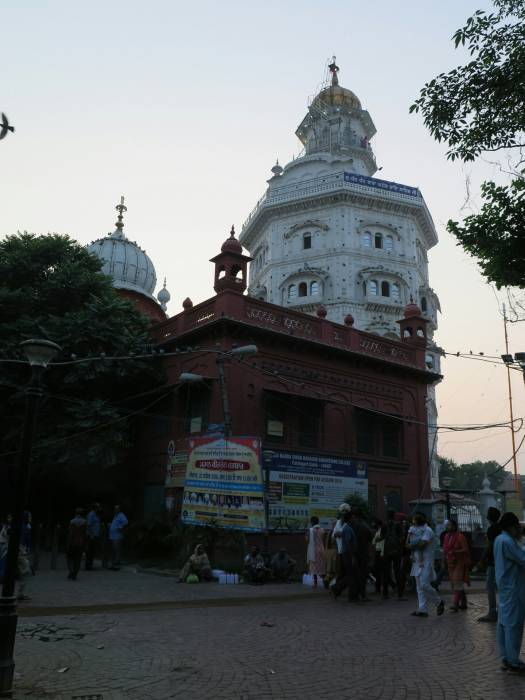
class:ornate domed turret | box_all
[270,159,283,177]
[404,301,423,318]
[221,225,243,254]
[88,197,157,299]
[293,58,377,175]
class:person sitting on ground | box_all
[271,549,296,582]
[178,544,213,582]
[243,546,270,585]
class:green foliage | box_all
[127,516,246,567]
[410,1,525,163]
[0,232,165,505]
[438,456,506,490]
[411,1,525,288]
[448,178,525,288]
[344,493,372,522]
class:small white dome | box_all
[157,278,171,311]
[87,198,157,300]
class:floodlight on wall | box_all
[229,345,258,357]
[501,354,514,364]
[179,372,205,384]
[514,352,525,363]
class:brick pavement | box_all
[12,587,525,700]
[18,568,319,616]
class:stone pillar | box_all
[478,475,499,526]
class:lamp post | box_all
[0,339,61,698]
[441,476,452,520]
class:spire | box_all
[115,195,127,233]
[328,56,339,87]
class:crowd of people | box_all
[2,498,524,673]
[0,503,129,595]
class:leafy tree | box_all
[410,0,525,289]
[0,232,166,519]
[437,456,506,491]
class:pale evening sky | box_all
[2,0,524,474]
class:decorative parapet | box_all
[152,291,426,372]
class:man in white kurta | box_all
[494,512,525,673]
[409,513,444,617]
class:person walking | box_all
[443,519,471,612]
[478,506,501,622]
[330,510,358,601]
[350,509,373,602]
[85,502,101,571]
[409,512,445,618]
[372,519,385,595]
[66,508,87,580]
[494,512,525,673]
[323,520,338,589]
[109,505,128,571]
[306,516,325,587]
[382,510,406,600]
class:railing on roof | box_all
[242,170,432,232]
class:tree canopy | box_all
[0,232,166,517]
[411,0,525,289]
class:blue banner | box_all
[344,171,420,198]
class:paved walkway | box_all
[11,569,524,700]
[18,568,319,616]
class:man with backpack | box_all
[382,510,407,600]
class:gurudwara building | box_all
[239,61,441,488]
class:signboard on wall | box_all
[165,439,189,489]
[181,436,265,532]
[264,450,368,531]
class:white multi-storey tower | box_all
[240,60,441,488]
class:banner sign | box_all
[181,436,264,531]
[344,171,420,198]
[165,439,189,489]
[264,450,368,531]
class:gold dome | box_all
[314,85,362,111]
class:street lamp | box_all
[0,338,61,697]
[441,476,452,520]
[178,345,258,438]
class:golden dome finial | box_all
[328,56,339,87]
[115,195,127,231]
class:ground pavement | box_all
[11,568,525,700]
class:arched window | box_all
[288,284,297,300]
[363,231,372,248]
[310,281,320,296]
[385,235,394,252]
[421,297,428,313]
[374,233,383,249]
[368,280,378,296]
[381,281,390,297]
[392,283,400,299]
[303,233,312,250]
[298,282,308,297]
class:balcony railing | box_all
[242,170,431,232]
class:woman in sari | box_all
[306,516,325,587]
[178,544,212,582]
[443,519,471,611]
